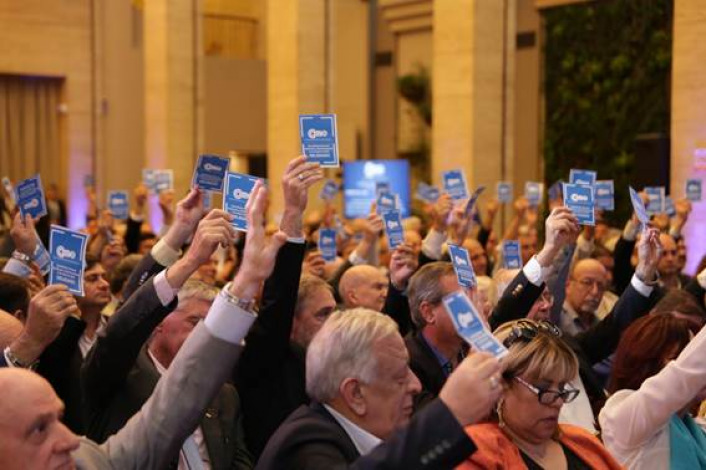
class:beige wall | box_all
[374,9,397,160]
[396,30,432,155]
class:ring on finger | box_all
[298,173,305,181]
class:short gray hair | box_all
[177,279,219,305]
[306,308,399,402]
[296,274,334,317]
[407,262,455,328]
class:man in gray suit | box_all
[0,181,287,469]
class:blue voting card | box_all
[299,114,339,167]
[548,180,563,202]
[464,186,486,218]
[448,244,477,288]
[142,169,156,193]
[224,172,260,232]
[376,191,397,214]
[497,181,513,204]
[525,181,542,207]
[563,183,595,226]
[595,180,615,211]
[192,154,230,192]
[665,196,676,217]
[33,234,51,276]
[382,210,404,249]
[375,181,391,197]
[2,177,15,203]
[107,191,129,220]
[569,169,597,187]
[320,180,339,201]
[16,174,47,219]
[154,170,174,193]
[49,225,88,296]
[202,191,213,210]
[442,170,469,201]
[318,228,338,262]
[502,240,522,270]
[415,182,440,203]
[644,186,665,215]
[83,175,94,188]
[686,179,702,202]
[443,291,508,358]
[629,186,650,226]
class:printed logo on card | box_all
[56,245,77,260]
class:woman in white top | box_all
[598,291,706,470]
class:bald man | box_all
[338,264,389,312]
[560,258,609,335]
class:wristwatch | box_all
[3,346,38,370]
[10,250,31,264]
[221,283,258,313]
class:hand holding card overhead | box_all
[535,207,580,268]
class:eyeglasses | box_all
[502,320,562,348]
[574,278,607,291]
[514,376,580,405]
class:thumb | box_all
[270,231,288,251]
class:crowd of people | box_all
[0,155,704,469]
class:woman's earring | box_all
[496,397,506,428]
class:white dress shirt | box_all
[323,404,382,456]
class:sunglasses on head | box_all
[502,320,562,348]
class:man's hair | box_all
[0,273,30,316]
[109,254,143,295]
[651,289,706,320]
[85,253,101,272]
[177,279,219,305]
[407,262,455,328]
[295,274,334,317]
[306,308,399,402]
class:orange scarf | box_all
[457,423,623,469]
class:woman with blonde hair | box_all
[458,319,621,469]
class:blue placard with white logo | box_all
[382,210,404,249]
[443,291,508,358]
[193,154,230,192]
[415,182,440,204]
[644,186,665,215]
[15,174,47,219]
[464,186,486,218]
[686,179,702,202]
[299,114,339,168]
[563,183,595,226]
[33,234,51,276]
[548,180,564,202]
[223,172,260,232]
[49,225,88,295]
[595,180,614,211]
[502,240,522,270]
[629,186,650,226]
[318,228,338,262]
[320,180,339,201]
[497,182,513,204]
[569,169,597,187]
[525,182,542,207]
[448,245,477,288]
[107,191,129,220]
[376,191,397,214]
[442,170,469,201]
[154,170,174,193]
[375,181,391,197]
[142,169,156,193]
[665,196,676,217]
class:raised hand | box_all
[635,227,662,283]
[431,193,453,232]
[133,184,149,217]
[389,244,419,290]
[158,190,176,226]
[10,213,37,256]
[536,207,580,267]
[162,189,204,250]
[281,156,325,238]
[303,250,326,279]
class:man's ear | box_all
[419,301,436,325]
[13,309,26,323]
[340,377,367,416]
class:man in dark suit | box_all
[257,308,504,469]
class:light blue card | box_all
[49,225,88,296]
[448,244,477,288]
[376,191,397,214]
[443,291,508,358]
[142,169,156,193]
[318,228,338,262]
[154,170,174,193]
[442,170,469,201]
[33,234,51,276]
[107,191,129,220]
[464,186,486,218]
[525,181,542,207]
[320,180,339,201]
[16,174,47,219]
[644,186,665,215]
[665,196,676,217]
[299,114,339,167]
[595,180,614,211]
[382,210,404,249]
[224,172,260,232]
[569,169,597,187]
[548,181,563,201]
[563,183,595,226]
[192,154,230,192]
[686,179,702,202]
[629,186,650,225]
[375,181,391,197]
[415,182,440,203]
[502,240,522,269]
[202,191,212,210]
[497,182,513,204]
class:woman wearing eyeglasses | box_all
[457,319,622,469]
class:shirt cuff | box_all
[697,269,706,290]
[349,250,368,266]
[622,219,640,241]
[287,237,305,244]
[130,212,144,223]
[522,256,549,287]
[631,273,654,298]
[151,238,181,267]
[204,291,257,345]
[153,271,178,306]
[422,228,446,260]
[3,258,31,278]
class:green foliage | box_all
[397,65,432,182]
[543,0,672,223]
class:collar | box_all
[561,301,598,333]
[147,348,168,376]
[420,331,453,377]
[322,404,382,456]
